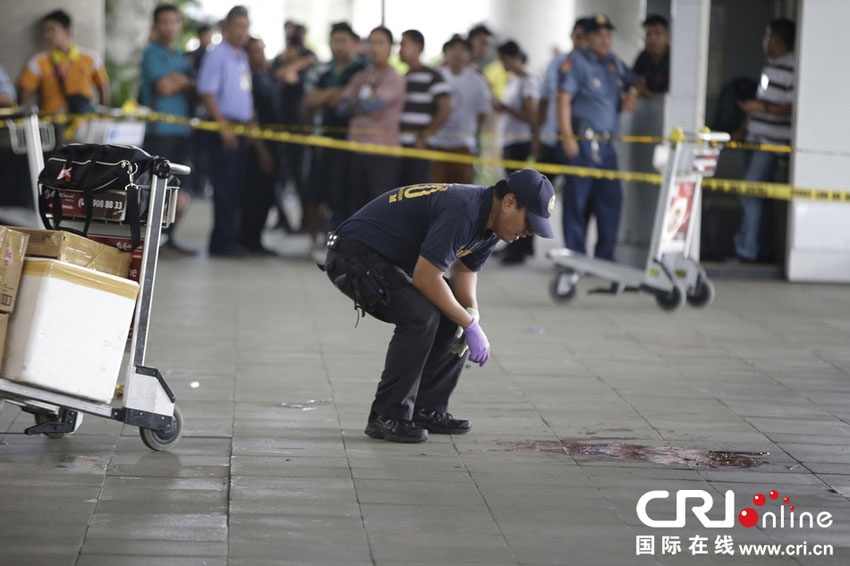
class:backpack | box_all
[38,144,165,250]
[709,77,758,135]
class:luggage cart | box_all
[0,112,190,451]
[0,107,55,227]
[547,128,730,312]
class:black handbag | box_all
[38,144,159,250]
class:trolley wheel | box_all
[139,406,183,451]
[549,271,578,304]
[655,282,686,312]
[687,277,715,308]
[34,411,84,438]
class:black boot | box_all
[365,413,429,443]
[413,407,471,434]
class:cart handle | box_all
[152,158,191,178]
[167,162,191,176]
[695,131,731,144]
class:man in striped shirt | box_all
[398,29,452,186]
[734,18,796,262]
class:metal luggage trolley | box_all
[0,110,189,451]
[0,107,56,227]
[547,128,730,312]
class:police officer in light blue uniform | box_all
[537,17,593,169]
[556,13,638,261]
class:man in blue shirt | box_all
[197,5,253,256]
[556,13,638,261]
[140,3,195,255]
[324,170,555,443]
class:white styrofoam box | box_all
[1,258,139,404]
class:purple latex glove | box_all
[464,319,490,366]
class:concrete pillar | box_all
[352,0,382,39]
[787,0,850,282]
[665,0,710,135]
[489,0,575,75]
[105,0,156,101]
[667,0,710,261]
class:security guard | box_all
[556,13,638,261]
[323,170,555,443]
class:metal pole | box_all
[128,174,168,370]
[22,112,45,225]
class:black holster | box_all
[323,235,411,322]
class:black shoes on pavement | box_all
[365,414,428,443]
[413,408,472,434]
[365,409,472,443]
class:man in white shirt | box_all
[429,35,492,184]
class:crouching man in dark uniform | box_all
[323,169,555,443]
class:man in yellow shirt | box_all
[19,9,109,113]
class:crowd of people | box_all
[0,5,795,265]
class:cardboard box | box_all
[0,313,8,372]
[0,226,29,313]
[87,235,144,340]
[11,227,131,279]
[87,235,143,282]
[1,258,140,404]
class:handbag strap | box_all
[50,59,71,109]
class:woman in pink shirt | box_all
[343,26,406,216]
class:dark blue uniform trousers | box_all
[325,242,466,421]
[209,135,248,254]
[558,140,622,261]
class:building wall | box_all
[489,0,575,76]
[787,0,850,282]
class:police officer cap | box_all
[586,13,616,32]
[575,17,596,33]
[505,169,556,239]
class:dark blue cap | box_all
[585,13,616,32]
[505,169,556,239]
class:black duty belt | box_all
[580,128,613,142]
[324,232,412,325]
[327,233,374,256]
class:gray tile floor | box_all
[1,201,849,565]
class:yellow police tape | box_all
[3,107,840,155]
[2,109,849,202]
[4,106,850,156]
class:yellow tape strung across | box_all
[2,109,849,202]
[5,107,850,156]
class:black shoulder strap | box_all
[50,59,71,107]
[125,183,141,250]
